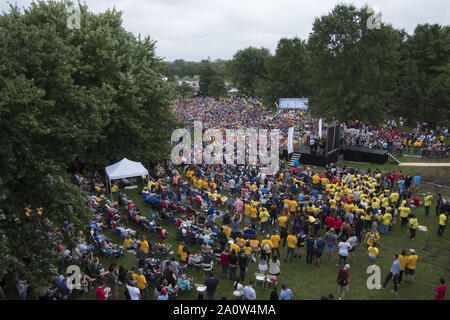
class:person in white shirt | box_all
[126,280,141,300]
[337,240,352,266]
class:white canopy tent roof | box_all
[105,158,148,180]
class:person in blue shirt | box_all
[279,282,293,300]
[298,192,305,201]
[381,254,401,294]
[314,235,326,266]
[157,288,169,300]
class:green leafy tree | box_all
[229,47,271,95]
[263,37,310,109]
[307,4,401,123]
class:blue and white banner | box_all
[279,98,308,110]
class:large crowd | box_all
[1,96,449,301]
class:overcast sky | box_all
[2,0,449,61]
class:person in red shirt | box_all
[326,215,335,231]
[96,284,107,300]
[433,278,446,300]
[335,216,343,234]
[413,196,420,207]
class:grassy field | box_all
[74,161,450,301]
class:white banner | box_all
[279,98,308,110]
[318,118,322,137]
[288,127,294,154]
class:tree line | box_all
[167,4,449,126]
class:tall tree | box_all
[229,47,271,95]
[199,60,226,97]
[263,37,310,109]
[394,24,450,125]
[307,4,401,123]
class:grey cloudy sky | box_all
[2,0,449,61]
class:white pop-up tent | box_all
[105,158,148,197]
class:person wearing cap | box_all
[126,280,141,300]
[279,282,293,300]
[381,254,401,294]
[405,249,418,284]
[157,287,169,300]
[337,264,350,300]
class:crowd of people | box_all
[343,120,449,158]
[1,96,448,301]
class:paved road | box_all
[398,162,450,167]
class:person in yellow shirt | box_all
[250,205,258,227]
[244,202,252,225]
[230,241,240,253]
[381,211,392,234]
[123,235,133,249]
[405,249,418,283]
[408,214,419,240]
[438,212,448,237]
[259,208,270,234]
[365,228,380,247]
[424,192,433,217]
[180,246,188,263]
[270,231,281,258]
[399,204,411,227]
[136,269,148,299]
[178,242,185,256]
[261,235,273,259]
[138,237,149,255]
[285,233,297,263]
[367,244,379,265]
[398,250,408,284]
[278,215,288,227]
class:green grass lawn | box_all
[76,164,449,300]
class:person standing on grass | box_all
[399,203,411,228]
[205,272,219,300]
[337,237,351,266]
[284,232,297,263]
[136,268,148,300]
[325,228,338,262]
[305,234,315,265]
[405,249,418,284]
[270,231,281,259]
[424,192,433,217]
[314,235,326,266]
[432,278,446,300]
[408,214,419,240]
[367,244,379,265]
[381,254,401,294]
[436,194,443,216]
[220,250,229,277]
[398,250,407,285]
[337,264,350,300]
[437,212,448,237]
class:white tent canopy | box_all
[106,158,148,180]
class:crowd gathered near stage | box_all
[2,96,449,301]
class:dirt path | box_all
[398,162,450,167]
